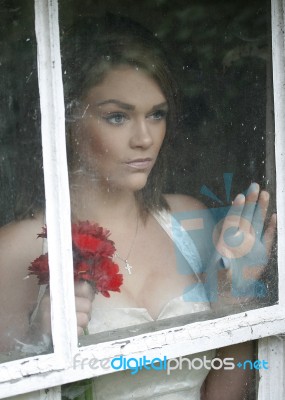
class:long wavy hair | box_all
[63,13,181,217]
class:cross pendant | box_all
[125,260,132,275]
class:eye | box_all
[148,109,168,121]
[103,112,128,125]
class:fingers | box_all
[77,326,85,336]
[77,312,90,336]
[239,183,259,232]
[75,296,92,319]
[251,190,270,239]
[74,281,94,336]
[217,183,272,261]
[263,213,277,255]
[228,183,270,239]
[76,304,92,336]
[221,193,245,233]
[36,283,94,337]
[74,281,95,302]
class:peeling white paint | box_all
[1,306,285,398]
[1,0,285,399]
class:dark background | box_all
[0,1,278,374]
[0,0,275,221]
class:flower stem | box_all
[61,379,94,400]
[61,328,94,399]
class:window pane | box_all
[60,0,277,334]
[0,0,52,361]
[59,0,276,398]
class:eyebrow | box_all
[95,99,168,111]
[151,102,169,111]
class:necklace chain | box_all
[114,211,139,275]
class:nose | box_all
[130,118,153,149]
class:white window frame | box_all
[1,0,285,398]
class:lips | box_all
[125,158,153,169]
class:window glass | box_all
[0,1,280,398]
[60,0,277,345]
[0,0,52,361]
[60,1,277,396]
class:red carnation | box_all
[92,258,123,297]
[28,254,49,285]
[73,261,95,282]
[72,221,115,257]
[28,221,123,296]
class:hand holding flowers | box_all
[28,221,123,336]
[27,221,123,400]
[29,221,123,297]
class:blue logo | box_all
[172,173,268,301]
[236,359,269,370]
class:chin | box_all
[116,173,149,192]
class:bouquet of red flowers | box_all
[28,221,123,400]
[28,221,123,297]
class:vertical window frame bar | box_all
[258,336,285,399]
[1,0,285,398]
[272,0,285,306]
[257,1,285,399]
[34,0,77,363]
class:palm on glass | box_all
[213,182,276,302]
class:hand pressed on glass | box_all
[213,182,276,302]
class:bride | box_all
[0,13,276,400]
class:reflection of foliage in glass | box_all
[59,0,271,200]
[142,0,270,201]
[0,0,43,226]
[58,0,276,306]
[0,0,272,225]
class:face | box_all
[74,66,168,192]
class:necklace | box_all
[114,211,139,275]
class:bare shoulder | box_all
[0,213,45,351]
[0,212,45,284]
[164,193,207,213]
[0,213,44,257]
[0,212,44,240]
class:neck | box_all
[70,173,139,227]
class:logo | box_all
[171,173,267,301]
[73,353,269,374]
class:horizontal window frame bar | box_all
[2,0,285,397]
[1,304,285,397]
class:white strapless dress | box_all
[18,209,213,400]
[88,210,215,400]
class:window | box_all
[0,0,285,399]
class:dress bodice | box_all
[90,209,214,400]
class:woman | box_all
[0,14,275,400]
